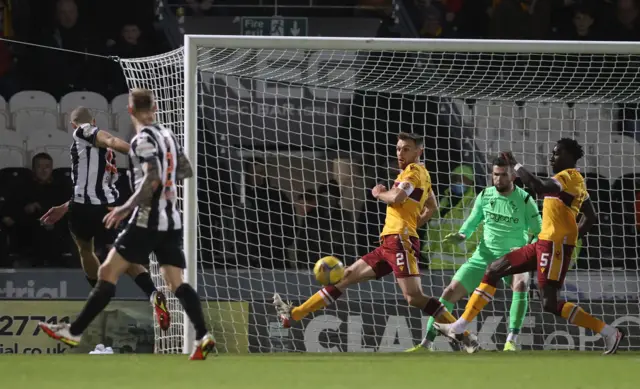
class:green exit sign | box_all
[241,17,308,36]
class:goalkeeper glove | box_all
[443,233,466,244]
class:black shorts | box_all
[68,202,116,242]
[113,224,186,268]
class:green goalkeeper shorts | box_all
[452,251,513,295]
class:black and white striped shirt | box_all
[71,124,119,205]
[128,123,182,231]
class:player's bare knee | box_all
[126,264,147,278]
[160,265,184,292]
[442,284,461,302]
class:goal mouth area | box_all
[117,35,640,354]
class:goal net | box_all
[119,36,640,354]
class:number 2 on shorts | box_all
[395,252,405,266]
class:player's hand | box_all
[371,184,387,198]
[500,151,518,166]
[40,205,68,225]
[103,205,132,229]
[443,232,466,244]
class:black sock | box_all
[69,280,116,336]
[174,283,208,340]
[85,277,97,288]
[133,272,157,299]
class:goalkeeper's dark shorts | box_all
[114,224,186,268]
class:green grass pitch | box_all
[2,352,639,389]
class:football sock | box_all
[509,291,528,335]
[425,298,454,342]
[133,272,157,299]
[558,301,609,334]
[175,283,208,340]
[291,285,342,321]
[458,283,497,328]
[85,277,97,288]
[70,280,116,336]
[506,332,518,343]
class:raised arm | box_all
[501,152,561,195]
[417,190,438,228]
[95,130,130,154]
[578,197,597,239]
[457,191,485,239]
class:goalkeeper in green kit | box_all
[407,157,542,352]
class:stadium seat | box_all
[53,167,73,189]
[26,130,71,168]
[111,94,134,139]
[597,134,640,179]
[60,91,110,131]
[0,129,26,168]
[582,172,614,268]
[572,103,614,133]
[0,95,9,131]
[0,167,32,193]
[9,91,59,135]
[524,102,571,133]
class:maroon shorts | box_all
[361,235,421,279]
[505,239,575,288]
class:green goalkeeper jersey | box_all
[458,186,542,258]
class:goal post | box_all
[119,35,640,354]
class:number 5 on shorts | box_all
[396,252,405,266]
[540,253,549,267]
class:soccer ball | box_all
[313,256,345,286]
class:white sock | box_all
[451,318,469,334]
[600,325,615,337]
[506,332,518,343]
[420,339,433,349]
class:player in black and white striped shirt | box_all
[39,90,215,360]
[40,106,171,332]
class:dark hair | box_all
[129,88,154,112]
[32,152,53,168]
[70,106,93,124]
[557,138,584,161]
[492,156,511,167]
[398,132,424,147]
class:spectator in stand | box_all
[0,0,18,99]
[7,153,72,267]
[35,0,104,98]
[107,22,153,58]
[489,0,550,39]
[606,0,640,40]
[420,5,455,38]
[563,6,599,39]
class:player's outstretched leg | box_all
[504,272,529,352]
[435,245,537,343]
[398,277,479,354]
[125,265,171,331]
[405,280,466,352]
[273,259,377,328]
[539,284,624,355]
[39,249,131,347]
[161,264,215,360]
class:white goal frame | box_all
[182,35,640,353]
